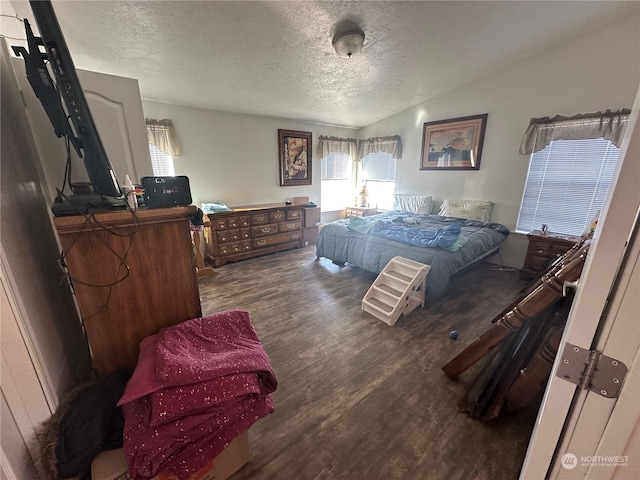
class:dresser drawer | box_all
[253,231,302,248]
[268,211,286,223]
[217,241,251,256]
[227,216,250,229]
[251,213,269,225]
[251,223,278,237]
[216,230,228,244]
[528,239,573,259]
[286,209,302,220]
[213,218,228,230]
[228,241,251,254]
[549,243,571,256]
[240,228,251,240]
[217,229,243,243]
[527,255,552,272]
[278,220,302,232]
[528,241,551,258]
[217,243,230,256]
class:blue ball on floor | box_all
[449,330,458,340]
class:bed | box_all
[316,197,510,300]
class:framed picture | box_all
[279,129,312,186]
[420,114,488,170]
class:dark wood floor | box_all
[198,246,539,480]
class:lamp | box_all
[332,28,365,58]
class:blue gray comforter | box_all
[316,211,509,299]
[370,220,461,249]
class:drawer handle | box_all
[292,233,301,239]
[286,223,295,229]
[257,240,267,246]
[261,227,271,233]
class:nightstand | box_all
[520,230,581,280]
[345,206,378,218]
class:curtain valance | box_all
[317,136,358,159]
[357,135,402,160]
[519,109,630,155]
[146,118,182,156]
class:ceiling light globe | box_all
[332,29,365,58]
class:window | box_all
[321,152,354,212]
[145,118,180,176]
[149,143,175,176]
[516,138,621,236]
[362,152,397,210]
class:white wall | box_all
[141,102,357,208]
[360,13,640,266]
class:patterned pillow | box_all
[439,199,493,222]
[393,194,433,214]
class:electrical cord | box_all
[487,251,518,272]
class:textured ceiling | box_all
[4,1,640,128]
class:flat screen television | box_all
[12,0,121,199]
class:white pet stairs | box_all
[362,256,431,326]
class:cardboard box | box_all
[92,431,250,480]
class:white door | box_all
[78,68,154,186]
[520,87,640,479]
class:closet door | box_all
[78,69,154,185]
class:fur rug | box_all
[34,370,129,480]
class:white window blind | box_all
[362,152,396,181]
[362,152,397,210]
[321,152,351,180]
[516,137,620,236]
[321,153,354,211]
[149,143,175,176]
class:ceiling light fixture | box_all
[332,27,365,58]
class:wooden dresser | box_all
[521,229,581,280]
[204,203,309,267]
[53,206,202,377]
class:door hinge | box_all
[555,342,627,398]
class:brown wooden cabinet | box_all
[53,206,202,377]
[521,230,581,280]
[204,203,306,267]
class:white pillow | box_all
[439,199,493,222]
[393,194,433,214]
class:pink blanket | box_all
[119,310,277,480]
